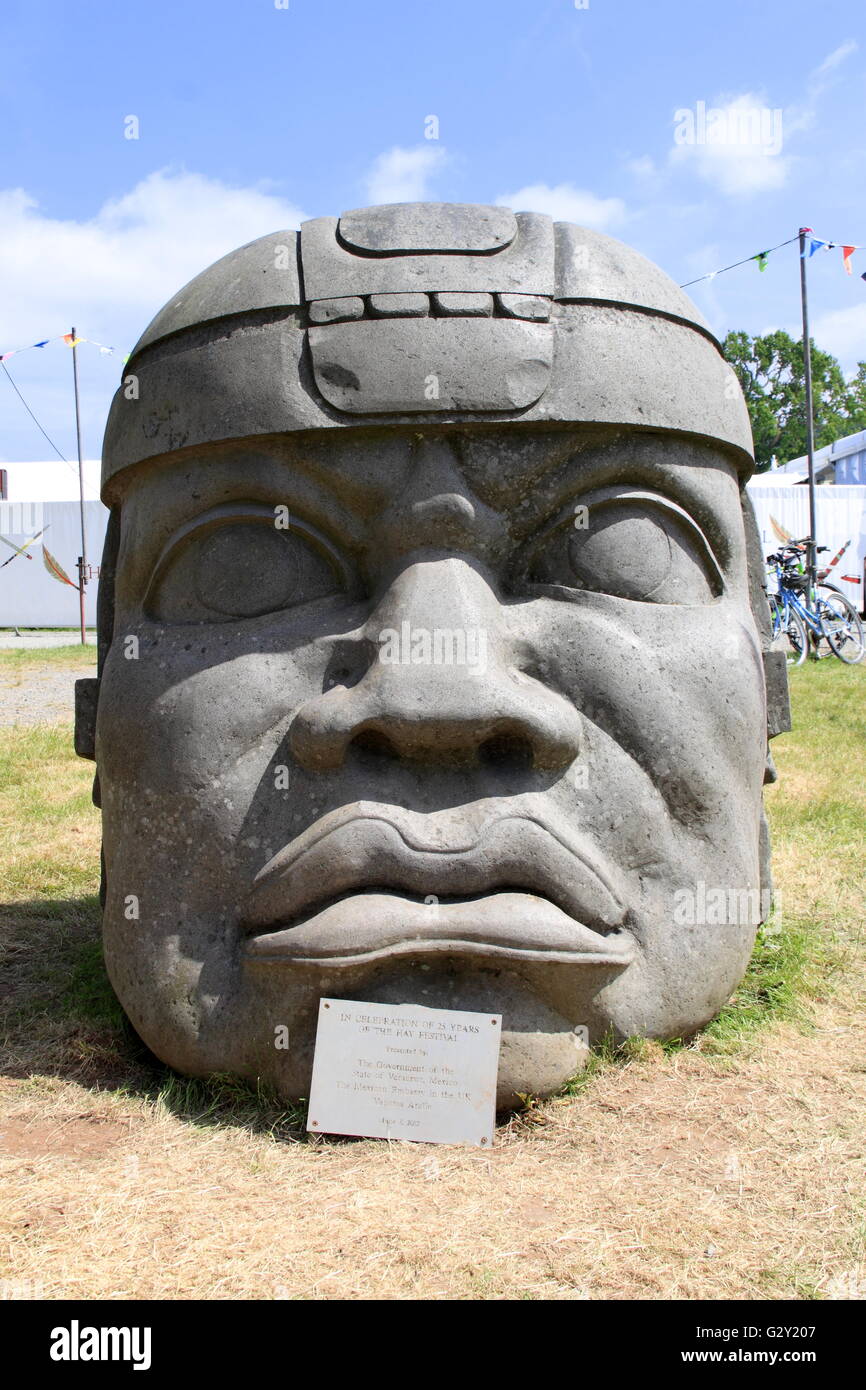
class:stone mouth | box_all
[242,889,636,970]
[243,802,628,941]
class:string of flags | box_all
[681,228,865,289]
[801,232,862,274]
[0,333,127,364]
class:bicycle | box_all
[766,541,865,667]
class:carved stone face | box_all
[95,423,768,1103]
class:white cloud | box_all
[625,156,656,180]
[812,302,866,374]
[0,169,308,351]
[363,145,447,204]
[810,39,858,93]
[0,169,308,464]
[669,94,790,196]
[495,182,627,229]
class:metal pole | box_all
[71,326,87,645]
[798,230,818,623]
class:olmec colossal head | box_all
[77,202,790,1105]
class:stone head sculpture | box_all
[76,202,790,1105]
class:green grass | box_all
[0,724,99,900]
[154,1072,309,1139]
[0,643,96,672]
[64,938,126,1026]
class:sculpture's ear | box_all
[74,677,99,761]
[740,485,791,740]
[764,649,791,739]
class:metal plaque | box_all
[307,999,502,1147]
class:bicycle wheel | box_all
[818,592,865,664]
[770,598,807,666]
[813,587,838,659]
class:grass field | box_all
[0,651,864,1300]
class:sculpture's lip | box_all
[241,801,632,967]
[242,890,636,969]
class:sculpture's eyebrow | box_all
[126,458,368,556]
[469,441,739,556]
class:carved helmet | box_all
[101,201,754,495]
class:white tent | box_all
[747,481,866,612]
[0,499,109,627]
[772,428,866,486]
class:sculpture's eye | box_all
[144,506,347,623]
[528,490,723,604]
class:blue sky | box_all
[1,0,864,492]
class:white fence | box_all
[0,500,109,627]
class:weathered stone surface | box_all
[367,292,430,318]
[300,210,555,300]
[308,318,552,412]
[496,293,551,321]
[339,202,516,254]
[308,296,365,324]
[432,292,494,317]
[554,222,714,331]
[133,231,302,354]
[84,202,786,1111]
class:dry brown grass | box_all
[1,1006,863,1301]
[0,660,864,1301]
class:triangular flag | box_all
[42,544,78,589]
[32,340,49,348]
[755,251,769,271]
[62,334,85,347]
[842,245,856,274]
[808,238,828,257]
[0,351,16,362]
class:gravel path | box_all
[0,661,97,726]
[0,629,96,649]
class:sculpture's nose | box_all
[289,559,582,771]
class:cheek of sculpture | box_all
[524,590,766,1038]
[96,623,332,1070]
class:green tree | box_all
[722,329,866,471]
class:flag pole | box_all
[70,326,87,645]
[797,230,819,625]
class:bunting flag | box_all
[755,252,769,272]
[842,245,856,274]
[0,338,51,362]
[42,544,79,590]
[0,333,119,362]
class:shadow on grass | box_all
[0,894,309,1142]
